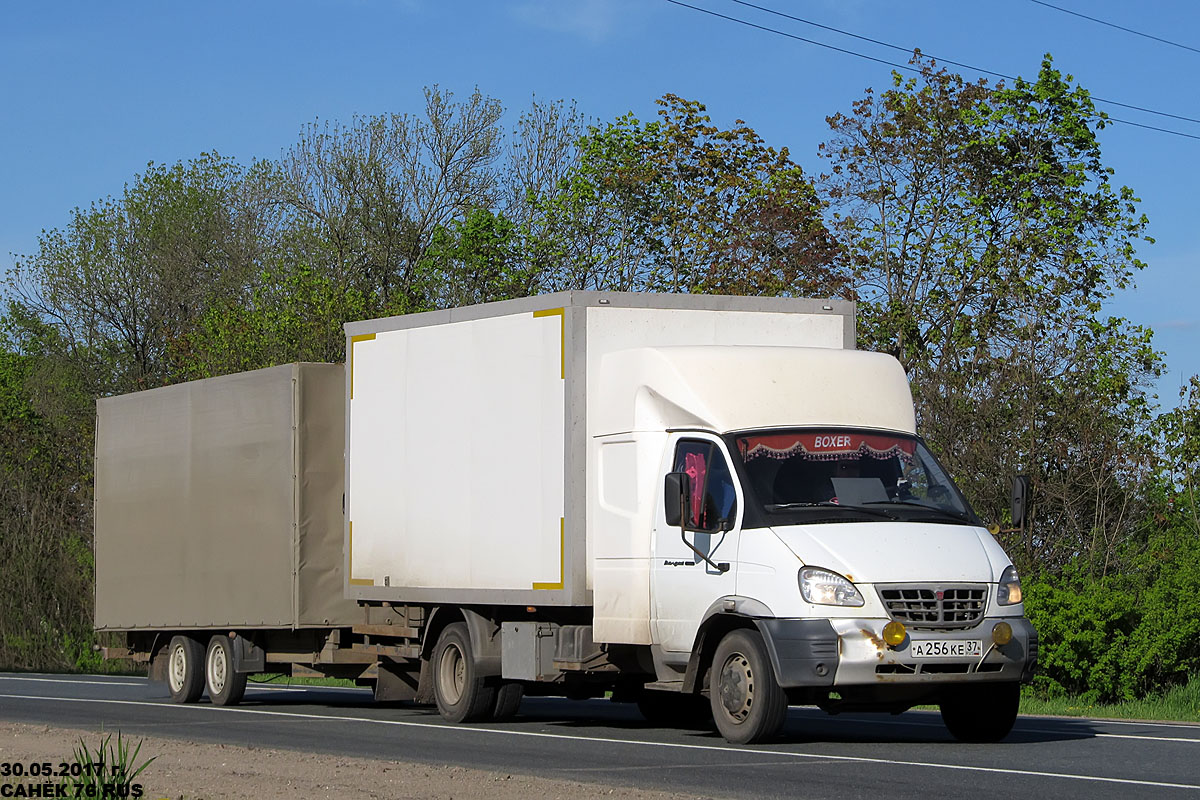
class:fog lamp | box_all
[882,621,907,647]
[992,621,1013,646]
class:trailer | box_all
[98,291,1036,743]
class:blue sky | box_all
[3,0,1197,399]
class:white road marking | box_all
[954,708,1200,732]
[7,677,1193,743]
[0,677,145,687]
[1076,717,1200,731]
[0,675,364,693]
[822,712,1200,743]
[1,692,1197,791]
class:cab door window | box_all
[673,440,737,531]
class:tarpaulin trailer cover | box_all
[94,363,359,630]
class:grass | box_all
[1019,679,1200,723]
[61,731,156,796]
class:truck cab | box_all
[649,425,1033,742]
[593,343,1035,743]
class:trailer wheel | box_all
[433,623,496,723]
[166,635,205,704]
[940,681,1019,743]
[492,680,524,721]
[204,635,247,707]
[709,629,787,744]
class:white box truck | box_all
[97,291,1036,744]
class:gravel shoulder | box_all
[0,722,711,800]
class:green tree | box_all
[168,264,372,380]
[822,55,1161,572]
[272,86,505,314]
[419,208,536,308]
[1154,376,1200,536]
[0,325,97,670]
[539,94,846,296]
[7,153,266,394]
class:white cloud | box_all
[511,0,640,44]
[1159,319,1198,330]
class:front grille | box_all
[876,584,987,629]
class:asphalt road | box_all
[1,672,1198,799]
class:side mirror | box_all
[664,472,686,527]
[1011,474,1031,530]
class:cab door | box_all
[651,433,742,655]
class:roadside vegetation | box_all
[1,53,1196,709]
[1021,678,1200,723]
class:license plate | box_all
[910,639,982,658]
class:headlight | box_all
[799,567,864,607]
[997,564,1022,605]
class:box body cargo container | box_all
[98,291,1036,745]
[343,293,854,632]
[95,363,357,630]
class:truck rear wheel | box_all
[492,681,524,721]
[166,635,205,704]
[709,629,787,744]
[433,623,496,723]
[940,681,1020,742]
[204,635,247,707]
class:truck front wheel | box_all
[166,635,205,704]
[204,635,247,706]
[433,623,496,723]
[709,629,788,744]
[939,682,1020,742]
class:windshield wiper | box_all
[864,499,973,522]
[767,502,897,520]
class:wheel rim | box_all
[718,651,755,723]
[207,643,227,696]
[168,644,187,694]
[438,641,466,705]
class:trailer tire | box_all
[433,623,496,723]
[204,635,247,707]
[492,681,524,721]
[709,629,787,744]
[166,635,205,704]
[940,681,1019,743]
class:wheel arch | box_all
[681,597,771,693]
[421,606,502,677]
[682,598,839,692]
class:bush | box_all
[1024,527,1200,702]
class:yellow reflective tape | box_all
[349,333,376,400]
[533,518,565,590]
[347,521,373,586]
[533,308,565,379]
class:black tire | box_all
[204,635,247,707]
[165,635,205,704]
[709,629,788,744]
[433,623,497,723]
[637,689,714,730]
[940,681,1020,743]
[492,680,524,721]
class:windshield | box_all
[731,429,978,527]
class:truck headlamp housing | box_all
[997,565,1022,605]
[799,567,865,607]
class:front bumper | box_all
[758,616,1037,688]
